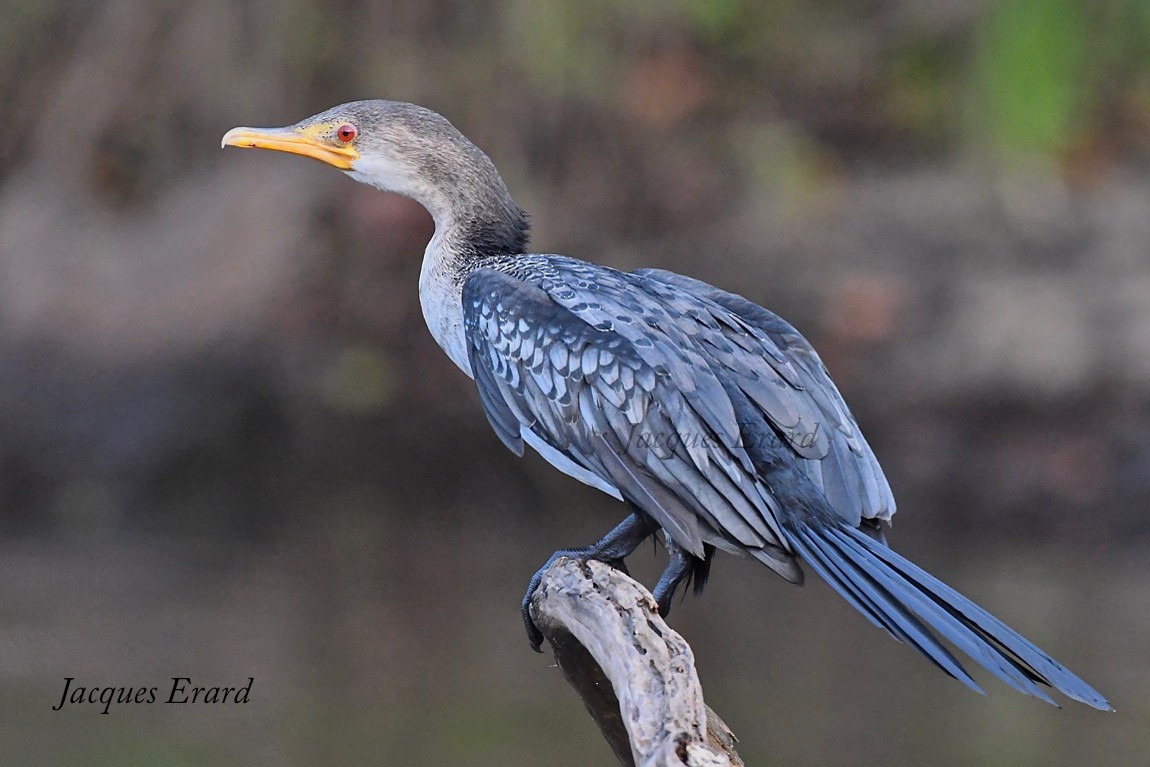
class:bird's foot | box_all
[522,512,653,652]
[521,548,590,652]
[651,541,694,617]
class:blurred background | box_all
[1,0,1148,764]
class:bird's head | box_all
[222,99,528,252]
[223,100,503,219]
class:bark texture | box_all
[530,557,743,767]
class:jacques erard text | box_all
[52,677,253,714]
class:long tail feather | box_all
[784,523,1111,710]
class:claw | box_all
[522,561,554,652]
[520,511,655,650]
[525,614,545,653]
[651,540,712,617]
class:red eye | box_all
[336,123,357,143]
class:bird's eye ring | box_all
[336,123,357,143]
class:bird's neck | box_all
[352,129,528,377]
[417,192,529,378]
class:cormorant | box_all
[222,100,1109,709]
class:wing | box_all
[464,259,1110,711]
[631,268,896,526]
[462,262,802,582]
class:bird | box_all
[222,100,1110,710]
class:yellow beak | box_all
[220,125,358,170]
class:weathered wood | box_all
[529,557,743,767]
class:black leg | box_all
[522,511,655,651]
[651,542,693,617]
[651,541,715,617]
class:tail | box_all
[783,522,1111,710]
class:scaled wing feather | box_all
[462,257,891,573]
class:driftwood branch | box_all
[529,557,743,767]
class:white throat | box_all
[418,222,474,378]
[349,161,476,378]
[347,146,523,383]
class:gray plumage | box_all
[222,99,1111,711]
[462,254,1106,708]
[463,254,897,582]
